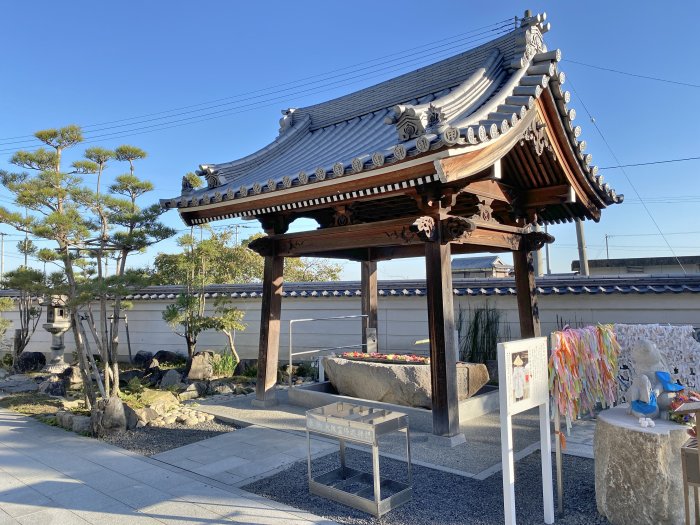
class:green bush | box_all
[124,376,145,394]
[1,353,12,368]
[243,364,257,378]
[459,304,510,363]
[213,352,237,377]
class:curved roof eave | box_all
[163,12,622,223]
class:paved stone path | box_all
[0,408,336,525]
[152,425,336,487]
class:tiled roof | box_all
[572,256,700,270]
[0,275,688,301]
[163,12,621,220]
[452,256,511,270]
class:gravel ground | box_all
[100,418,238,456]
[244,449,610,525]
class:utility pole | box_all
[605,234,610,261]
[533,224,544,277]
[232,224,240,245]
[0,232,5,286]
[575,220,589,276]
[544,224,552,275]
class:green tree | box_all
[0,126,174,407]
[152,231,342,285]
[209,297,246,367]
[1,268,44,366]
[0,124,103,406]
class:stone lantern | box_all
[41,296,72,373]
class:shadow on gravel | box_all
[244,449,610,525]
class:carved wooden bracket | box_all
[472,198,496,223]
[332,205,354,227]
[248,236,275,256]
[259,215,291,235]
[409,216,436,241]
[521,230,555,252]
[442,216,476,242]
[520,119,556,161]
[410,215,477,242]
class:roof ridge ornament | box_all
[279,108,297,134]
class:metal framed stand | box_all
[306,402,412,517]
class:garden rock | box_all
[0,374,38,393]
[159,369,182,389]
[56,410,74,430]
[60,366,82,388]
[15,352,46,373]
[38,376,66,397]
[139,390,178,415]
[92,396,127,435]
[187,352,215,381]
[0,368,8,379]
[213,384,233,395]
[71,415,92,434]
[153,350,183,365]
[119,369,145,387]
[322,357,489,409]
[178,384,200,401]
[122,404,139,430]
[133,351,153,368]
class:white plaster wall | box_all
[2,293,698,362]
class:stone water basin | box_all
[321,357,489,410]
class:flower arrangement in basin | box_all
[341,352,430,365]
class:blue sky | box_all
[1,1,699,280]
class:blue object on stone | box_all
[631,391,658,415]
[655,371,684,392]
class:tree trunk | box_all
[225,331,240,366]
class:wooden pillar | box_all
[513,249,541,338]
[425,240,461,438]
[253,254,284,407]
[360,260,378,352]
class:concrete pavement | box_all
[0,408,336,525]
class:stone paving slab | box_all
[189,389,596,478]
[0,408,336,525]
[152,424,336,487]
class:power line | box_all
[599,155,700,170]
[568,79,688,274]
[0,21,513,150]
[0,18,514,144]
[565,59,700,89]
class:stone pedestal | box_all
[42,331,70,374]
[595,405,692,525]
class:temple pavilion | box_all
[162,11,622,442]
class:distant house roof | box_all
[163,12,621,226]
[452,256,512,271]
[572,256,700,271]
[2,275,693,302]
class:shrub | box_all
[213,352,237,377]
[124,376,145,394]
[243,365,257,378]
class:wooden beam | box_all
[425,239,461,438]
[513,250,541,338]
[253,255,284,407]
[361,261,378,352]
[520,184,574,208]
[252,217,530,259]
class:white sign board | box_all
[498,337,554,525]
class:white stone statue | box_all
[627,339,684,420]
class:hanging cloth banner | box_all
[549,324,620,432]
